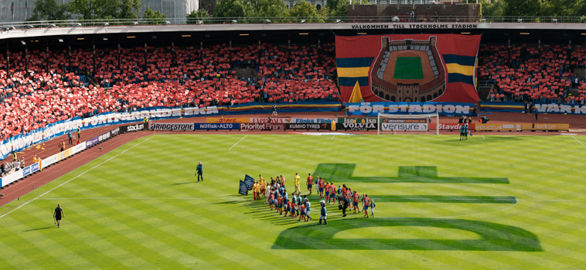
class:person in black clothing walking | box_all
[319,200,327,225]
[196,162,203,182]
[53,204,65,228]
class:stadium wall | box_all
[0,102,342,161]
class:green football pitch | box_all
[0,134,585,269]
[393,57,424,80]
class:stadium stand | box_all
[1,41,584,142]
[478,43,586,104]
[0,42,339,141]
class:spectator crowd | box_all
[0,42,339,141]
[478,43,585,104]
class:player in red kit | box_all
[306,173,313,195]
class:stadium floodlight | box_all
[231,19,238,24]
[300,19,306,23]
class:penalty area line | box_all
[229,135,247,151]
[570,135,586,148]
[0,136,153,220]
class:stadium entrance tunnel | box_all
[312,164,510,184]
[272,218,542,251]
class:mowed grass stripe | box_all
[1,134,585,269]
[19,203,130,269]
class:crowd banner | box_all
[193,123,240,130]
[0,102,344,160]
[346,102,474,116]
[336,34,481,103]
[206,117,251,123]
[480,102,586,115]
[285,123,331,130]
[0,105,219,160]
[219,101,342,115]
[535,104,586,115]
[240,123,285,131]
[150,123,195,131]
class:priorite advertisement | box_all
[240,123,285,131]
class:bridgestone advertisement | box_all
[194,123,240,130]
[150,123,194,131]
[285,123,330,130]
[240,123,285,131]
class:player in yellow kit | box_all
[259,174,266,197]
[294,172,301,195]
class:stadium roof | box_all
[0,22,584,41]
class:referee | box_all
[196,162,203,182]
[53,204,65,228]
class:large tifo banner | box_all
[336,34,481,103]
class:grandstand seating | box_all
[0,42,338,141]
[478,44,586,104]
[1,41,584,142]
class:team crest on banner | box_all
[336,34,481,103]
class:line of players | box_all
[252,173,376,220]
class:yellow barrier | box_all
[475,123,569,132]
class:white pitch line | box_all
[570,135,586,148]
[0,136,153,220]
[39,197,201,200]
[229,135,247,151]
